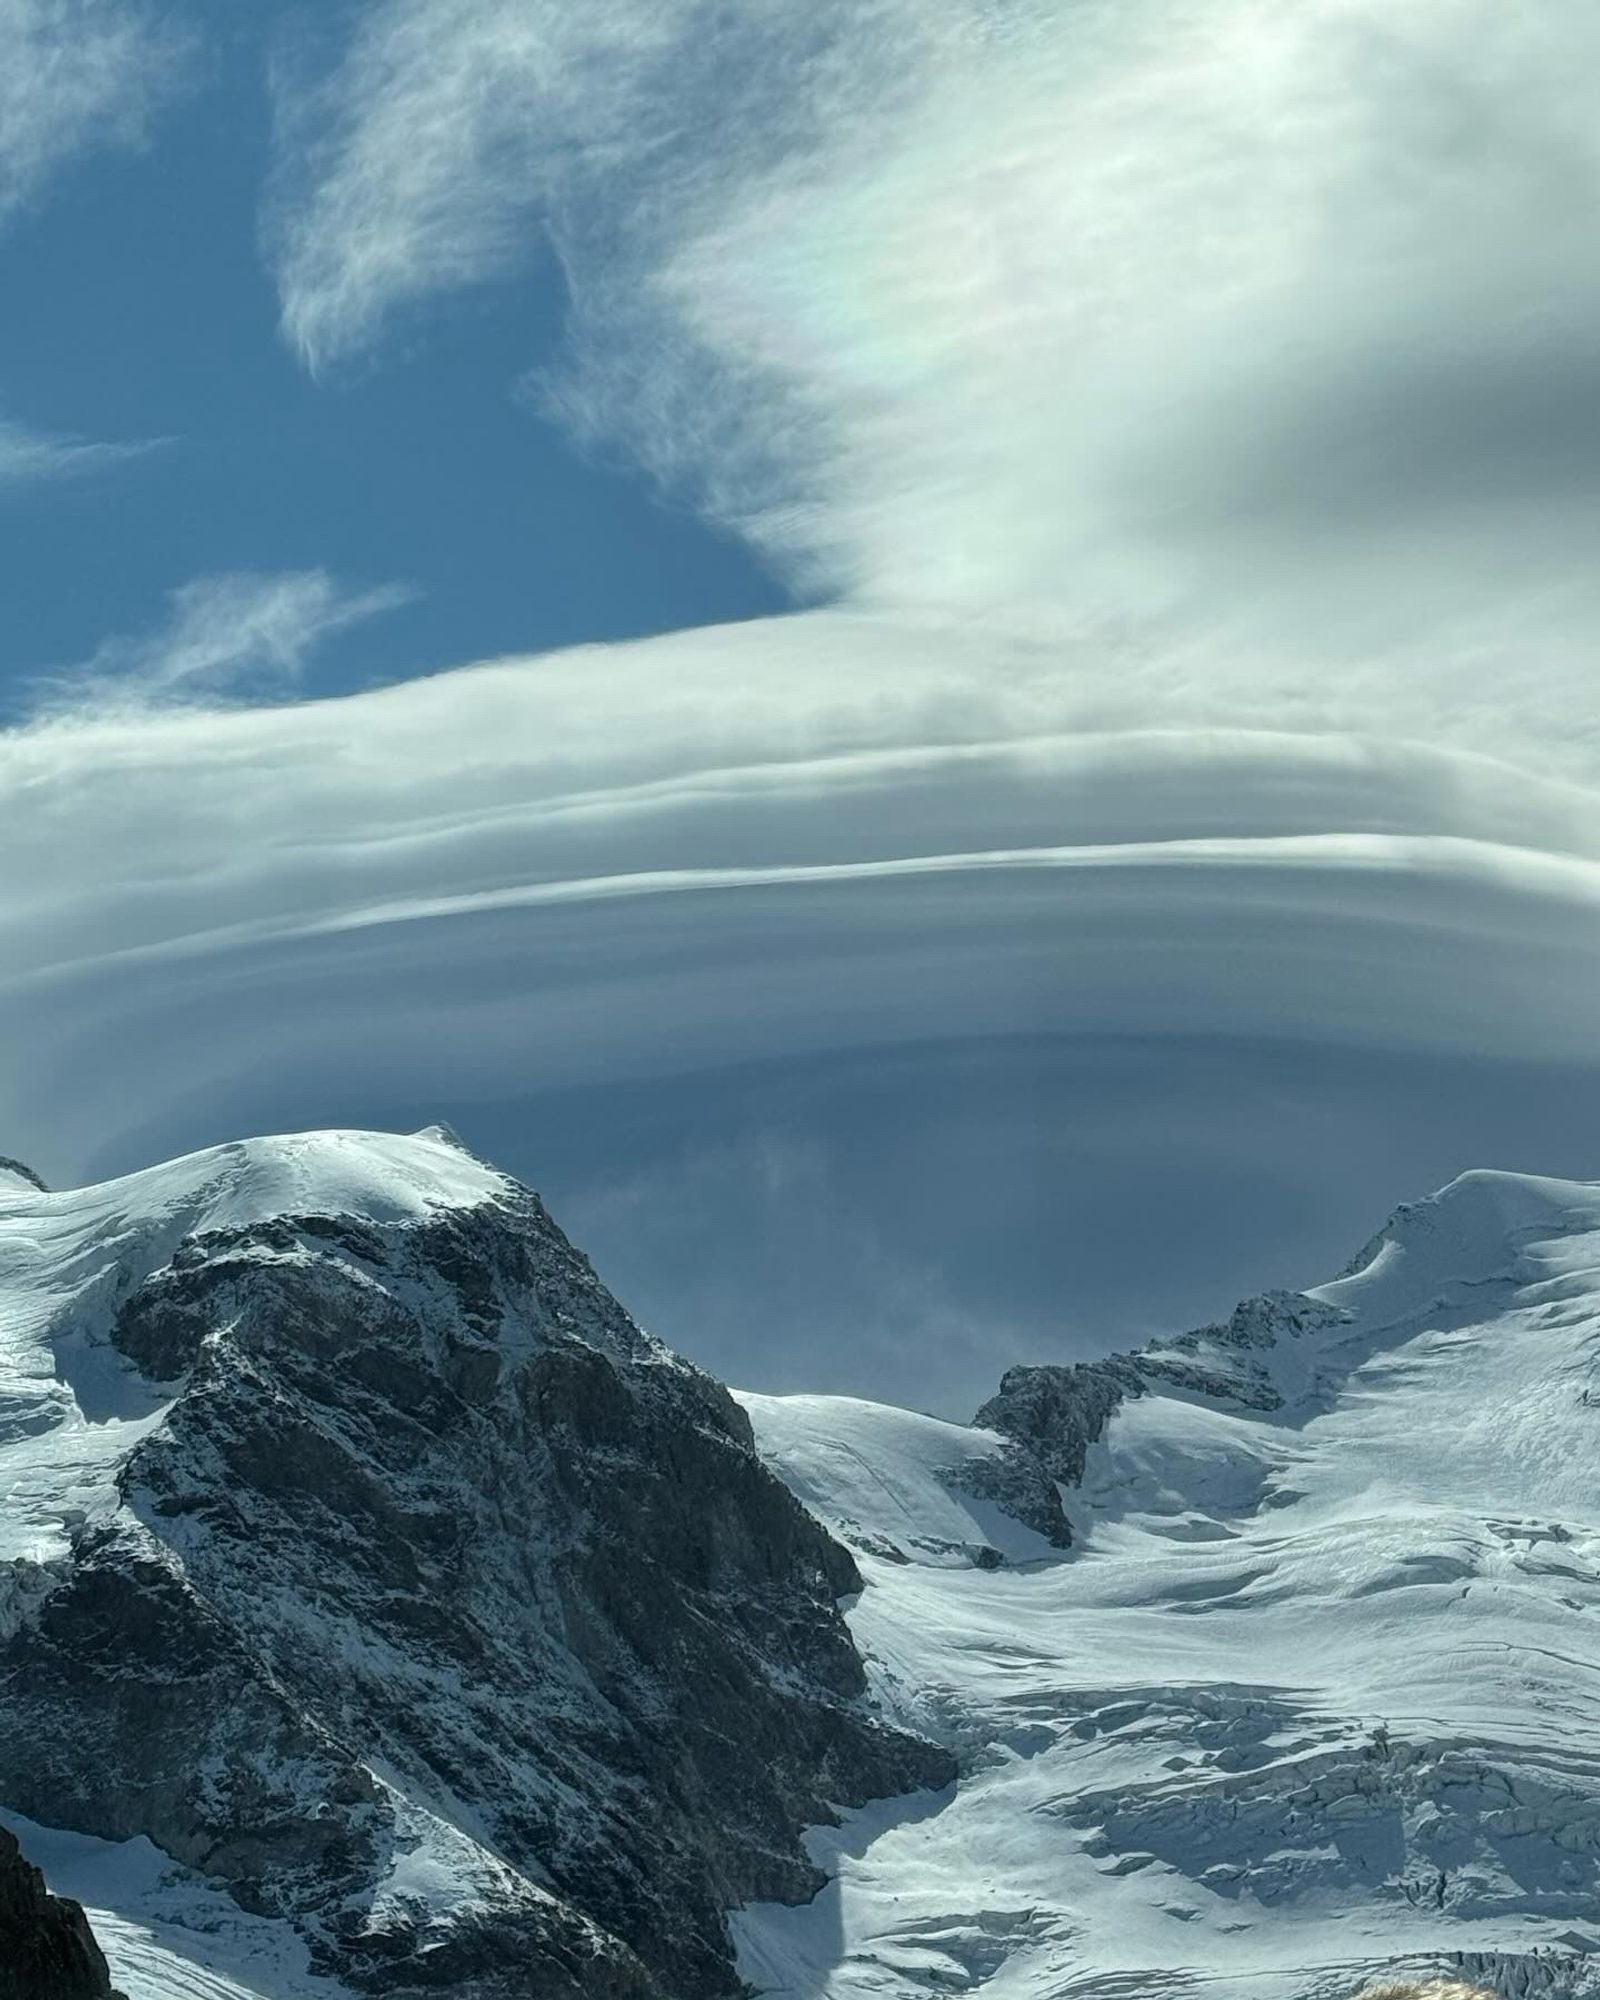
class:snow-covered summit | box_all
[0,1127,512,1574]
[0,1123,510,1238]
[1322,1166,1600,1318]
[0,1125,944,2000]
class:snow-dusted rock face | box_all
[972,1288,1348,1515]
[0,1824,121,2000]
[0,1130,948,2000]
[738,1170,1600,1999]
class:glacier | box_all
[736,1170,1600,1998]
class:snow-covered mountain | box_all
[738,1169,1600,1999]
[4,1133,1600,1999]
[0,1129,944,1999]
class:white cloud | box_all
[0,0,191,225]
[268,0,1600,643]
[4,606,1600,1138]
[14,0,1592,1404]
[265,0,891,373]
[0,416,158,490]
[31,570,415,714]
[5,609,1600,1403]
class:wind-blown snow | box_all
[737,1170,1600,1997]
[0,1126,505,1572]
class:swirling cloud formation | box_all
[6,1,1599,1406]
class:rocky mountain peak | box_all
[0,1132,951,1999]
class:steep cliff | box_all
[0,1825,121,2000]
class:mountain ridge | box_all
[7,1132,1600,1997]
[739,1164,1600,1997]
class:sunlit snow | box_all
[736,1171,1600,1997]
[6,1134,1599,1997]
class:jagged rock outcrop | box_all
[0,1138,951,1999]
[973,1353,1146,1495]
[940,1438,1074,1548]
[0,1825,121,2000]
[972,1288,1347,1521]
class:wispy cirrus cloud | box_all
[0,0,193,226]
[31,569,415,715]
[0,416,161,491]
[266,0,1600,652]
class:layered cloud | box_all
[5,609,1600,1403]
[6,2,1600,1404]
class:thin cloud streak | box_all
[0,417,161,490]
[9,832,1600,996]
[29,570,416,715]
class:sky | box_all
[4,0,1600,1414]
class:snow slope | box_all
[0,1811,341,2000]
[736,1170,1600,1999]
[9,1133,1600,1998]
[0,1126,508,1575]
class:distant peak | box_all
[0,1155,47,1192]
[412,1121,471,1154]
[1328,1166,1599,1294]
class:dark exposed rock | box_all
[971,1290,1349,1529]
[1144,1288,1346,1411]
[974,1353,1147,1491]
[0,1157,46,1192]
[0,1181,949,2000]
[941,1441,1074,1549]
[0,1824,122,2000]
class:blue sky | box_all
[4,0,1600,1413]
[0,8,784,713]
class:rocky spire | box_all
[0,1827,122,2000]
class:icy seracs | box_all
[5,1136,1600,2000]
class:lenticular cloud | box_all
[6,0,1600,1402]
[4,611,1600,1398]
